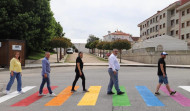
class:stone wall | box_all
[122,49,190,65]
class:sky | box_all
[50,0,177,43]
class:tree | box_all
[89,40,99,54]
[87,35,99,43]
[96,41,104,57]
[0,0,64,54]
[50,37,72,62]
[85,42,92,53]
[111,40,131,63]
[85,35,99,54]
[102,42,112,58]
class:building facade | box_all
[138,0,190,41]
[103,30,134,42]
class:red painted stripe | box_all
[11,86,58,107]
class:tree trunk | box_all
[100,50,102,57]
[56,48,59,63]
[120,49,122,63]
[64,48,66,55]
[60,48,62,60]
[103,50,105,58]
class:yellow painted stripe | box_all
[45,86,79,106]
[77,86,101,106]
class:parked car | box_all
[66,48,74,54]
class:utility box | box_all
[0,39,26,67]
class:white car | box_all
[66,48,74,54]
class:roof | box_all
[181,0,190,5]
[131,37,140,41]
[132,35,188,51]
[104,30,131,37]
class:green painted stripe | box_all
[112,86,131,106]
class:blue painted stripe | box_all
[136,86,164,106]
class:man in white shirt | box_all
[107,49,124,95]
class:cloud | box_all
[50,0,177,43]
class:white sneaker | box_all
[18,91,25,94]
[50,93,57,97]
[38,93,47,96]
[5,90,10,95]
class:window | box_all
[163,23,165,28]
[176,19,179,24]
[181,35,185,40]
[145,24,146,27]
[160,25,162,29]
[160,15,162,19]
[156,16,159,22]
[187,33,190,39]
[156,25,159,31]
[153,27,155,32]
[150,19,152,24]
[182,11,185,16]
[163,13,166,18]
[145,32,146,35]
[187,8,190,14]
[153,18,155,23]
[171,9,175,16]
[171,20,175,26]
[176,30,179,35]
[187,21,190,26]
[182,23,185,28]
[147,21,149,26]
[150,28,152,33]
[171,30,174,36]
[176,10,179,13]
[143,25,144,28]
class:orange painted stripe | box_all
[45,86,79,106]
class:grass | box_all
[27,51,56,60]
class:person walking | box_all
[155,52,176,95]
[107,49,124,95]
[38,52,56,97]
[71,52,89,92]
[6,52,24,94]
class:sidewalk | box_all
[1,54,190,72]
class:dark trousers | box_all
[39,76,53,94]
[72,72,86,90]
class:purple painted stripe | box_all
[160,86,190,107]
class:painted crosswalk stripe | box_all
[11,86,58,107]
[179,86,190,92]
[77,86,101,106]
[160,86,190,106]
[112,86,131,106]
[0,86,36,104]
[136,86,164,106]
[45,86,79,106]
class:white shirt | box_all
[108,53,120,71]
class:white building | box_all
[138,0,190,41]
[103,30,134,42]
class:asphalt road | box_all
[0,66,190,111]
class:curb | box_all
[1,64,190,72]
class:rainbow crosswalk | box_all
[0,85,190,107]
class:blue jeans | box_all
[39,76,52,94]
[6,72,22,92]
[107,68,121,93]
[158,75,168,84]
